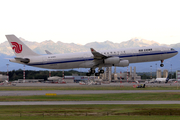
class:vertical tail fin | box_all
[165,75,169,83]
[45,50,52,54]
[5,35,40,57]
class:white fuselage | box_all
[155,78,167,82]
[10,46,178,69]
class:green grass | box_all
[0,86,180,119]
[1,92,180,101]
[0,85,179,91]
[1,116,180,120]
[0,105,180,120]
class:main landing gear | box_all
[160,60,164,67]
[86,68,104,76]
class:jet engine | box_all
[115,60,129,67]
[104,57,120,64]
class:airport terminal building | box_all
[0,74,7,82]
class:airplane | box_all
[155,75,176,83]
[6,34,178,76]
[155,75,170,83]
[47,76,61,81]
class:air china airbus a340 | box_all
[6,35,178,76]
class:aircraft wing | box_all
[90,48,108,60]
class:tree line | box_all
[0,69,86,81]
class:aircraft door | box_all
[43,56,48,64]
[83,53,88,68]
[131,50,137,63]
[162,48,167,59]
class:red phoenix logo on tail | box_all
[11,42,22,53]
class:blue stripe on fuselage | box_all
[28,50,178,66]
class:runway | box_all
[1,101,180,105]
[1,90,180,96]
[1,83,179,105]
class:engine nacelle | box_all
[104,57,120,64]
[115,60,129,67]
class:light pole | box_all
[156,64,157,71]
[6,64,9,81]
[23,65,25,81]
[150,65,152,79]
[155,63,157,78]
[49,70,51,77]
[171,64,172,79]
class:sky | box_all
[0,0,180,45]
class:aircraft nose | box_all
[176,50,178,55]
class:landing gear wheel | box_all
[160,60,164,67]
[95,73,100,76]
[86,68,96,76]
[160,64,164,67]
[86,73,91,76]
[99,69,104,74]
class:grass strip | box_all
[1,92,180,101]
[0,105,180,120]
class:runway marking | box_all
[45,93,57,96]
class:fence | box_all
[1,111,180,117]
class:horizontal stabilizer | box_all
[15,57,30,63]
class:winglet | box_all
[90,48,96,53]
[90,48,107,59]
[90,48,93,52]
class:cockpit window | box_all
[171,48,175,51]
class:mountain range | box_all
[0,37,180,72]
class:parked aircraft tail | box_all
[165,75,170,83]
[5,34,39,57]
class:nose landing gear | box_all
[99,69,104,74]
[160,60,164,67]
